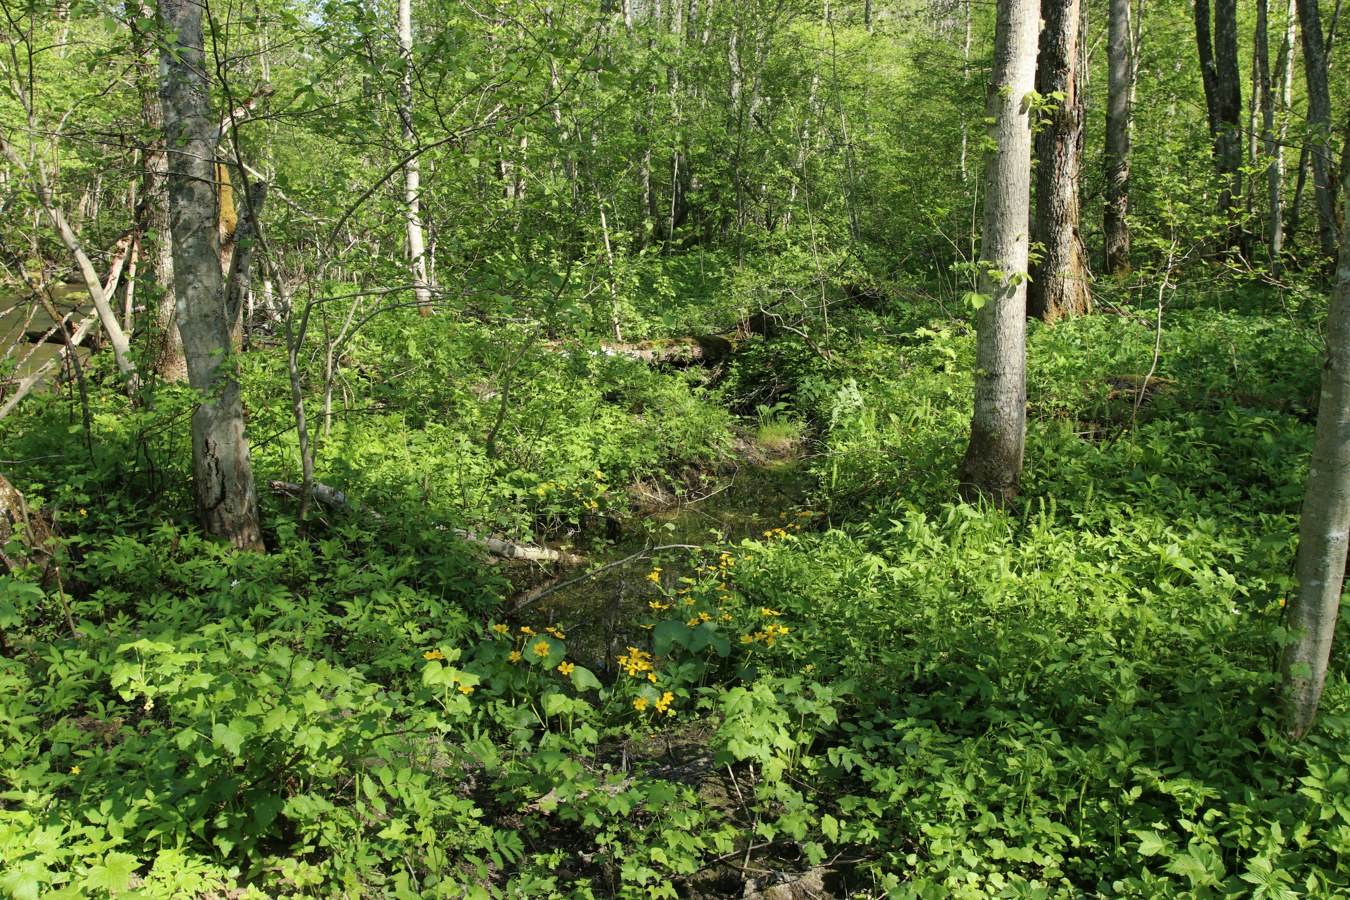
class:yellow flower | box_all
[78,509,87,517]
[654,691,675,713]
[457,684,474,695]
[520,626,537,636]
[557,661,575,675]
[508,651,522,663]
[633,697,649,711]
[616,646,654,676]
[761,607,782,617]
[740,634,753,644]
[69,765,81,775]
[545,626,566,638]
[424,649,445,660]
[532,640,552,658]
[647,672,657,682]
[646,568,663,583]
[490,623,509,635]
[649,600,671,610]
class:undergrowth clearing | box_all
[2,284,1347,898]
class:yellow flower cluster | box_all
[654,691,675,714]
[748,623,790,646]
[646,567,663,584]
[686,611,713,627]
[617,646,655,677]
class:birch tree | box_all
[398,0,433,314]
[957,0,1040,503]
[1281,167,1350,739]
[159,0,264,552]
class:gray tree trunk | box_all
[398,0,432,315]
[1104,0,1133,274]
[1281,167,1350,739]
[128,0,185,382]
[957,0,1040,504]
[158,0,264,552]
[1029,0,1091,322]
[1195,0,1244,226]
[1295,0,1341,261]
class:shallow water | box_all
[518,456,814,672]
[1,284,92,386]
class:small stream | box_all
[515,453,815,673]
[1,284,93,385]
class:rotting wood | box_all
[267,480,585,566]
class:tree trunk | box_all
[1295,0,1341,261]
[1280,167,1350,739]
[1195,0,1244,228]
[957,0,1040,504]
[398,0,433,315]
[1029,0,1091,322]
[159,0,264,552]
[128,0,185,382]
[1104,0,1133,274]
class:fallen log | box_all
[596,335,738,365]
[267,480,584,566]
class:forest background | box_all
[1,0,1349,895]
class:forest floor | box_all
[3,282,1350,897]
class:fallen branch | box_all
[267,480,585,565]
[511,543,703,612]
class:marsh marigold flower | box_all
[633,697,649,711]
[557,661,575,675]
[490,623,509,635]
[508,651,522,663]
[424,649,445,660]
[457,684,474,695]
[532,640,552,658]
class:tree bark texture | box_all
[1281,168,1350,739]
[1295,0,1342,261]
[128,0,185,382]
[958,0,1039,504]
[159,0,264,552]
[398,0,433,315]
[1195,0,1244,222]
[1104,0,1133,274]
[1029,0,1091,322]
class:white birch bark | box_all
[398,0,432,315]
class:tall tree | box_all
[1295,0,1341,261]
[159,0,264,552]
[957,0,1040,503]
[398,0,433,314]
[1104,0,1134,274]
[128,0,185,382]
[1028,0,1090,321]
[1281,165,1350,739]
[1194,0,1244,226]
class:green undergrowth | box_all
[2,290,1349,897]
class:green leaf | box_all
[212,719,250,757]
[85,852,138,892]
[652,621,693,656]
[1132,829,1172,857]
[569,665,602,692]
